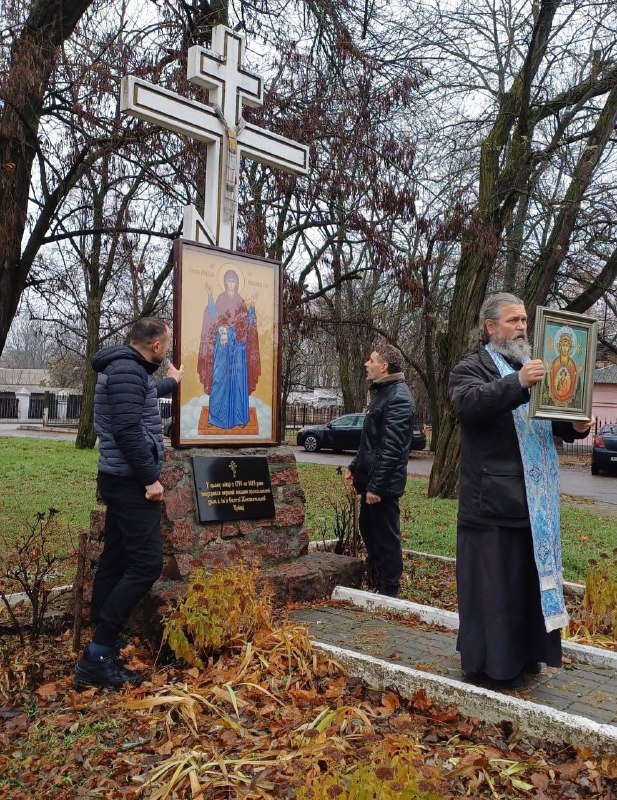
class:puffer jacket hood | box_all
[92,345,159,375]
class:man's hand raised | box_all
[167,363,184,384]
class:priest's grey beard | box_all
[490,332,532,364]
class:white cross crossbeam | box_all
[120,25,309,250]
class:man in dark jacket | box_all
[75,317,183,690]
[449,293,592,690]
[346,343,415,597]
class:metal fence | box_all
[40,392,81,424]
[285,404,345,430]
[158,399,172,419]
[0,392,18,419]
[28,392,46,419]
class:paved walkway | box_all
[292,603,617,727]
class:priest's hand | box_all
[365,491,381,505]
[519,359,544,388]
[573,417,594,434]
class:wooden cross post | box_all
[120,25,309,250]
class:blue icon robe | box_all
[197,290,260,429]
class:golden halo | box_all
[217,263,246,294]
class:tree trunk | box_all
[76,368,97,450]
[427,227,499,496]
[0,0,94,357]
[428,404,461,498]
[75,301,101,450]
[423,312,440,450]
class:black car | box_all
[296,413,427,453]
[591,424,617,475]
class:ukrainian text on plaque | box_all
[192,456,275,523]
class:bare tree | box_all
[0,0,96,356]
[420,0,617,496]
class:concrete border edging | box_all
[313,640,617,755]
[331,586,617,669]
[2,584,72,610]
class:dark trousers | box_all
[358,495,403,597]
[90,473,163,648]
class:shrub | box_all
[0,509,75,643]
[581,550,617,638]
[162,561,273,668]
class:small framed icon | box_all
[529,306,598,422]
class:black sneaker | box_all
[74,653,143,690]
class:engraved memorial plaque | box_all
[192,455,275,522]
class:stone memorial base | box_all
[82,445,363,642]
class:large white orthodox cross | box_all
[120,25,309,250]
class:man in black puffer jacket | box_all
[346,343,415,597]
[75,318,183,690]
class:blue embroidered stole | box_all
[485,344,568,632]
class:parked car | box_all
[591,424,617,475]
[296,413,427,453]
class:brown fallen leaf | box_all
[530,770,550,789]
[35,681,59,701]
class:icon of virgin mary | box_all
[545,327,580,407]
[197,269,261,429]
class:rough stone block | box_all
[249,526,309,563]
[261,552,363,604]
[160,464,186,489]
[198,525,219,547]
[221,522,241,539]
[281,486,306,503]
[274,504,305,528]
[270,467,300,486]
[267,452,296,464]
[163,487,195,520]
[162,553,195,579]
[197,539,256,568]
[162,520,196,553]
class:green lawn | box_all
[0,437,98,547]
[298,462,617,584]
[0,438,614,584]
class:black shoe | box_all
[524,661,542,675]
[463,671,524,690]
[488,674,525,690]
[463,671,488,686]
[74,653,143,690]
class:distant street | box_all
[1,423,614,508]
[0,422,77,442]
[295,447,617,508]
